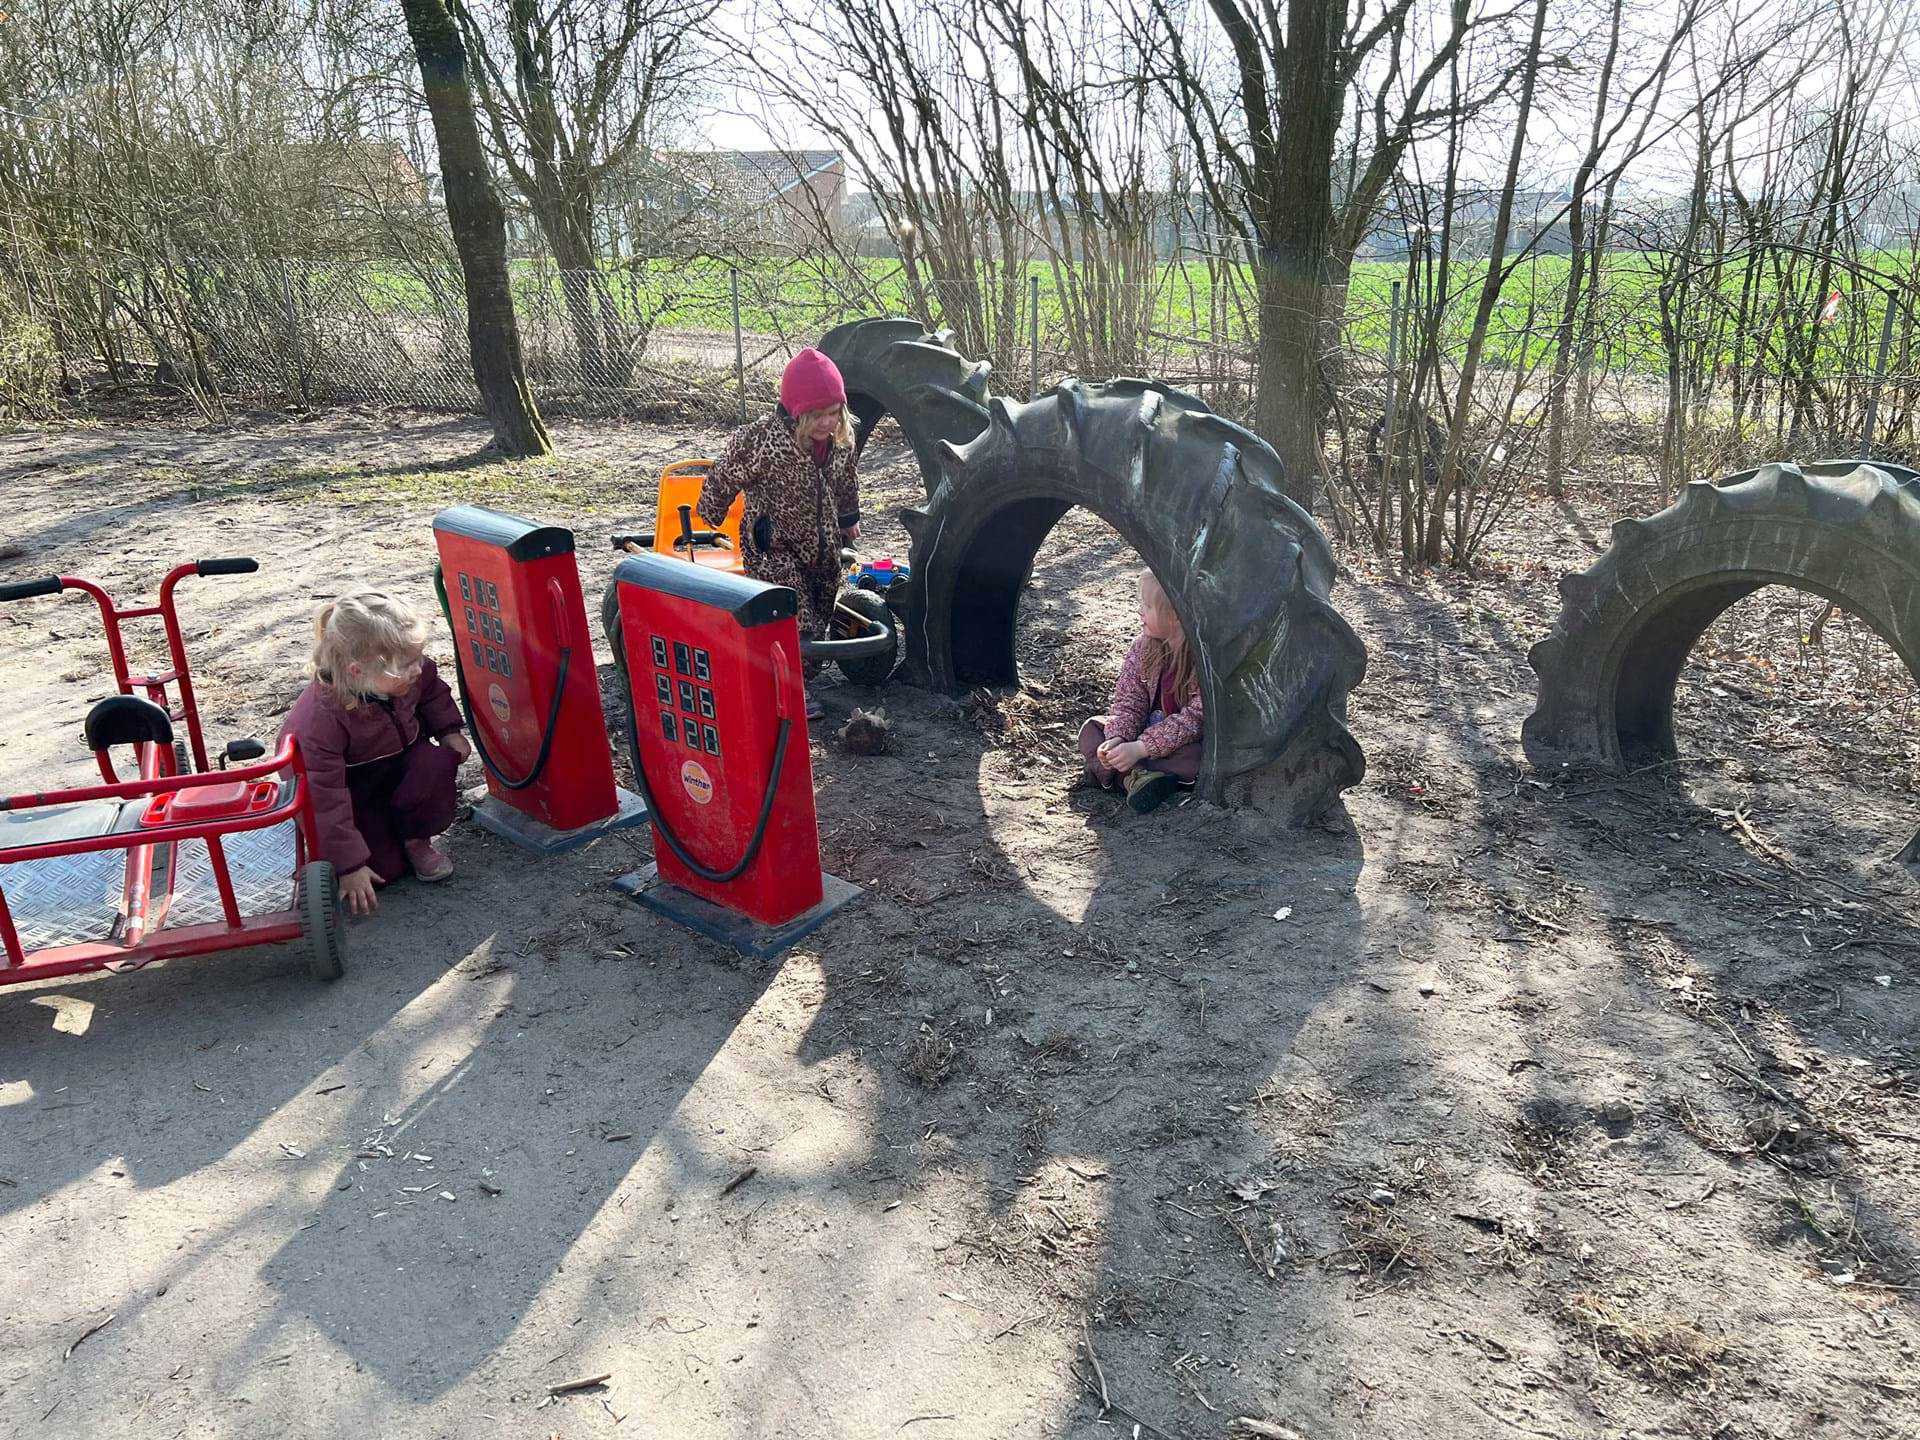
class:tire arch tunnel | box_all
[822,317,1369,818]
[1523,458,1920,854]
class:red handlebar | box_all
[0,736,300,812]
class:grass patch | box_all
[904,1022,959,1087]
[136,453,643,513]
[1563,1292,1733,1389]
[345,247,1919,381]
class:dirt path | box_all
[1,411,1916,1440]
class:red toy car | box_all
[0,559,344,987]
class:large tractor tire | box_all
[1525,459,1920,771]
[818,317,994,494]
[905,380,1368,817]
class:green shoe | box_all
[1125,770,1180,814]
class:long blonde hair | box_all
[1138,569,1197,706]
[311,590,429,709]
[790,402,855,454]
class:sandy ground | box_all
[1,407,1917,1440]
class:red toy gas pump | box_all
[608,549,859,956]
[432,506,648,853]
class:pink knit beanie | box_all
[780,347,847,417]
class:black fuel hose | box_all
[619,658,790,885]
[433,565,569,792]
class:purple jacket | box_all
[1105,635,1204,758]
[279,659,463,873]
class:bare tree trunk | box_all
[540,192,626,387]
[1425,0,1549,563]
[401,0,552,457]
[1545,0,1626,493]
[1244,0,1345,513]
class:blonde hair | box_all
[1138,569,1198,707]
[791,402,855,454]
[311,590,430,709]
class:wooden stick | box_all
[548,1373,611,1396]
[1080,1316,1110,1415]
[63,1314,113,1362]
[1071,1364,1186,1440]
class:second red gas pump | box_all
[607,549,859,957]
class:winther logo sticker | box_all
[680,759,715,805]
[487,682,511,727]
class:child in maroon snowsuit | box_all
[279,591,471,915]
[697,346,860,717]
[1079,569,1204,814]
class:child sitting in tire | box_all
[1078,569,1203,814]
[280,591,472,916]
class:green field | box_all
[356,251,1917,381]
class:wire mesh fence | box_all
[4,234,1914,498]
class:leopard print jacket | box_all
[697,408,860,574]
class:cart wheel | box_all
[601,574,626,679]
[835,589,898,687]
[173,740,191,777]
[296,861,346,981]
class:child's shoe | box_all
[404,837,455,882]
[1124,769,1180,815]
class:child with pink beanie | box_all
[697,347,862,719]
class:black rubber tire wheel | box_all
[296,860,346,981]
[173,740,191,777]
[1526,459,1920,770]
[601,575,627,681]
[895,376,1366,815]
[818,317,993,487]
[834,588,898,687]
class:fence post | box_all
[730,266,746,425]
[1030,272,1040,399]
[1861,292,1899,461]
[1382,281,1402,555]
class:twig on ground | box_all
[1468,1396,1572,1440]
[991,1311,1043,1340]
[1081,1315,1110,1415]
[63,1314,113,1361]
[1721,806,1915,927]
[1220,1207,1274,1279]
[1070,1363,1187,1440]
[548,1372,612,1395]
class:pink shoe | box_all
[404,838,454,882]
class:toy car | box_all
[604,459,902,688]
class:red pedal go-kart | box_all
[0,559,344,987]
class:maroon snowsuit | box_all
[279,660,465,882]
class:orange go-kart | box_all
[603,459,901,687]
